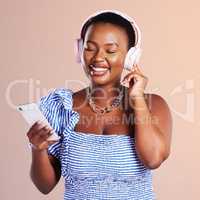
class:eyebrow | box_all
[86,40,119,47]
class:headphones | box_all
[75,10,142,71]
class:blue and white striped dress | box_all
[38,88,156,200]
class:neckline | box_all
[70,87,134,139]
[71,130,134,139]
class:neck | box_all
[88,82,123,107]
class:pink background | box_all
[1,0,200,199]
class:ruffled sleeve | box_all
[37,87,76,161]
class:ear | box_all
[74,38,83,63]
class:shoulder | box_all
[145,93,173,135]
[72,87,88,107]
[144,93,171,114]
[39,87,74,110]
[72,87,87,98]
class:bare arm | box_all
[30,149,61,194]
[27,121,61,194]
[131,93,173,169]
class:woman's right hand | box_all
[27,121,57,151]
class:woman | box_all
[27,10,172,200]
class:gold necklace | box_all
[87,85,124,115]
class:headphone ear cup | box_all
[75,38,83,63]
[124,47,142,70]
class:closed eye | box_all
[84,48,96,51]
[107,50,117,54]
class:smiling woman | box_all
[27,10,172,200]
[83,22,127,81]
[79,12,136,84]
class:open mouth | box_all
[89,64,110,76]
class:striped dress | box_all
[38,88,156,200]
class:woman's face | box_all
[82,22,129,86]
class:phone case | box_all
[17,103,60,141]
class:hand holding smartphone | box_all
[17,103,61,142]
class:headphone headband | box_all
[79,9,141,48]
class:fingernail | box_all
[45,125,50,130]
[37,120,42,125]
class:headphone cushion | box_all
[75,39,83,63]
[124,47,142,70]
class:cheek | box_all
[82,51,93,65]
[107,53,126,67]
[82,51,126,69]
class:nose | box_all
[93,49,105,62]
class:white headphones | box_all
[75,9,142,71]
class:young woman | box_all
[27,10,172,200]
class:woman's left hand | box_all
[121,64,148,97]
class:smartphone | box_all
[17,103,60,141]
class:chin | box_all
[89,78,110,86]
[87,69,111,84]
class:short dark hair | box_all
[80,12,136,49]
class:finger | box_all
[122,71,136,81]
[40,128,53,140]
[125,73,142,88]
[126,73,141,83]
[28,122,47,139]
[122,71,143,83]
[135,65,144,75]
[133,69,148,81]
[37,125,53,138]
[130,65,136,71]
[37,132,57,148]
[47,140,58,145]
[129,74,147,88]
[122,74,139,88]
[33,121,49,133]
[27,121,42,138]
[31,125,53,144]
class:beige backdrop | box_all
[1,0,200,199]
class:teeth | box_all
[92,68,108,72]
[91,66,108,72]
